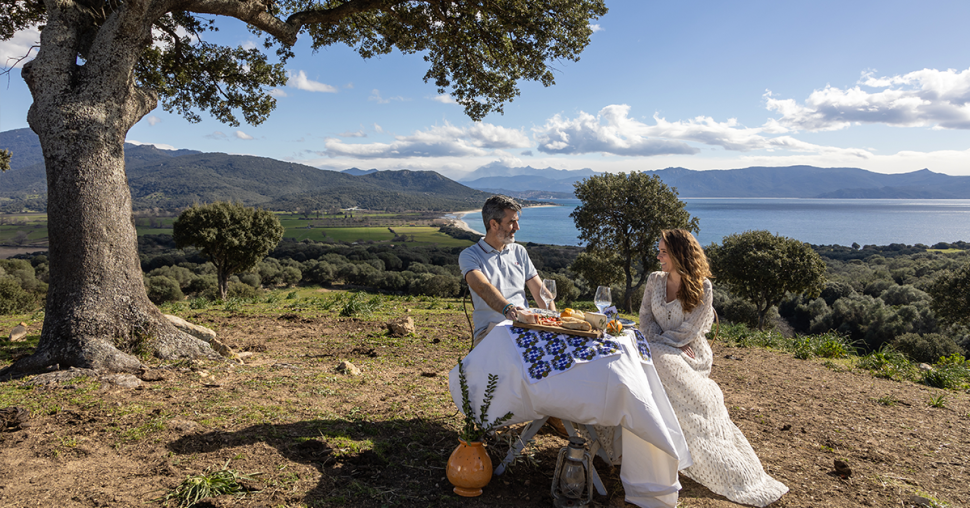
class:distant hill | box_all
[459,162,598,196]
[6,127,970,210]
[459,161,970,199]
[0,128,504,212]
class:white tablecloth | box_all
[448,322,692,508]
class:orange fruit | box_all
[560,308,575,318]
[606,320,623,334]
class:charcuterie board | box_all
[511,321,603,338]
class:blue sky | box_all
[3,1,970,179]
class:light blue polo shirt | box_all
[459,239,539,338]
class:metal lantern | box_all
[550,436,593,507]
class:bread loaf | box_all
[560,318,592,332]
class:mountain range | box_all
[4,127,970,213]
[0,129,498,212]
[460,162,970,199]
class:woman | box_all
[638,229,788,507]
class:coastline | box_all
[442,203,562,236]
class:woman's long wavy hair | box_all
[661,229,712,313]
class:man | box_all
[459,195,554,347]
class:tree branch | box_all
[174,0,298,44]
[285,0,406,29]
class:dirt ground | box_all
[0,296,967,508]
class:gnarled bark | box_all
[0,2,219,379]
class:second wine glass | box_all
[594,286,611,313]
[541,279,557,309]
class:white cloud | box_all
[534,105,699,156]
[373,123,384,133]
[269,88,288,97]
[0,27,40,68]
[432,94,457,104]
[590,24,603,32]
[766,67,970,131]
[235,130,254,140]
[339,129,367,138]
[369,89,407,104]
[242,40,258,50]
[206,131,228,140]
[320,122,529,159]
[126,139,177,150]
[145,116,161,126]
[533,104,875,160]
[287,70,338,93]
[344,82,354,89]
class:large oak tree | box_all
[0,0,607,377]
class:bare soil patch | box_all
[1,297,967,507]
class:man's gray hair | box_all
[482,195,521,231]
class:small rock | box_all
[918,363,933,372]
[780,424,792,431]
[337,361,362,376]
[169,419,200,433]
[164,314,217,342]
[908,495,933,507]
[137,368,170,382]
[387,316,416,337]
[99,374,142,389]
[8,322,28,342]
[833,459,852,478]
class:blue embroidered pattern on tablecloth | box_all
[632,329,652,363]
[510,326,622,383]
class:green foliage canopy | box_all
[173,202,284,299]
[570,172,699,311]
[708,230,826,330]
[2,0,607,125]
[930,260,970,329]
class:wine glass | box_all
[541,279,557,310]
[594,286,611,313]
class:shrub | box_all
[238,272,261,288]
[339,292,382,317]
[0,277,35,314]
[891,333,964,364]
[146,275,184,304]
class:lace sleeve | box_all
[655,279,714,348]
[638,273,664,338]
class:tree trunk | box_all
[218,267,230,301]
[0,6,218,378]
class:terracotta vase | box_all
[446,439,492,497]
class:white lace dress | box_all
[639,271,788,507]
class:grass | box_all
[716,323,970,392]
[159,459,260,508]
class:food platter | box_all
[511,320,603,338]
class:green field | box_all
[284,226,472,247]
[0,213,471,248]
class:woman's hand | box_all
[679,344,695,359]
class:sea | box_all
[447,198,970,247]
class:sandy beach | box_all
[442,203,561,236]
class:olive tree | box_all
[708,230,826,330]
[571,172,699,312]
[0,0,607,377]
[172,202,284,300]
[929,259,970,329]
